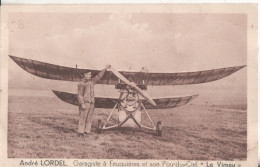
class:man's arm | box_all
[93,64,111,84]
[77,82,85,105]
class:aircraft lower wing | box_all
[10,55,245,86]
[52,90,198,109]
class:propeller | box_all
[108,67,156,106]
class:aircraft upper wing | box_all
[52,90,198,109]
[10,55,245,86]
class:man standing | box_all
[77,64,111,136]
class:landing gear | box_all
[101,77,157,133]
[156,121,162,136]
[102,89,157,131]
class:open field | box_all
[8,92,246,160]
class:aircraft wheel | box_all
[156,121,162,136]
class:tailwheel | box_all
[156,121,162,136]
[97,119,102,134]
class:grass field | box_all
[8,93,247,160]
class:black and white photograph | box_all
[0,4,258,167]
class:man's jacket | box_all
[77,69,106,105]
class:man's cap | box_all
[80,71,91,78]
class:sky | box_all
[8,13,247,97]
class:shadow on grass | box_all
[103,127,156,136]
[28,115,169,137]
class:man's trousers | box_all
[77,103,95,133]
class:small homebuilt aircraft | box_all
[9,55,246,135]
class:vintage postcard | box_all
[0,4,258,167]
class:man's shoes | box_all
[78,133,84,137]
